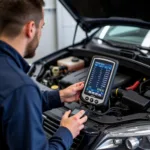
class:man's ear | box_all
[25,21,36,39]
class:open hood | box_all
[59,0,150,32]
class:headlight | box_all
[96,122,150,150]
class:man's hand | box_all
[60,110,88,139]
[59,82,84,103]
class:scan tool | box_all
[81,56,119,106]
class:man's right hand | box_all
[60,110,88,139]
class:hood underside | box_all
[59,0,150,32]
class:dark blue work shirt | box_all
[0,41,73,150]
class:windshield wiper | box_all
[93,37,149,57]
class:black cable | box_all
[79,99,128,116]
[91,107,128,116]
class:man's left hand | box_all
[59,82,84,103]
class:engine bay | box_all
[29,52,150,118]
[28,49,150,150]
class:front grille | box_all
[43,115,84,150]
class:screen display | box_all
[85,60,113,99]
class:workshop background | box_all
[26,0,85,64]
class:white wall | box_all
[26,0,57,64]
[56,1,86,49]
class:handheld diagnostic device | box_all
[81,56,119,106]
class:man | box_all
[0,0,88,150]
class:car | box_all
[28,0,150,149]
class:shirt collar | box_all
[0,40,30,73]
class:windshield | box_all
[95,25,150,47]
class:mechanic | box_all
[0,0,88,150]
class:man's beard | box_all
[24,32,39,59]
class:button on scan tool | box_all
[95,100,98,104]
[90,98,93,102]
[85,97,89,101]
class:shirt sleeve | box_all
[41,90,64,112]
[3,85,73,150]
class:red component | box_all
[126,81,140,90]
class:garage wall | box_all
[56,1,86,49]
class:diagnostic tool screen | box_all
[85,60,113,99]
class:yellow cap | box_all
[51,85,59,90]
